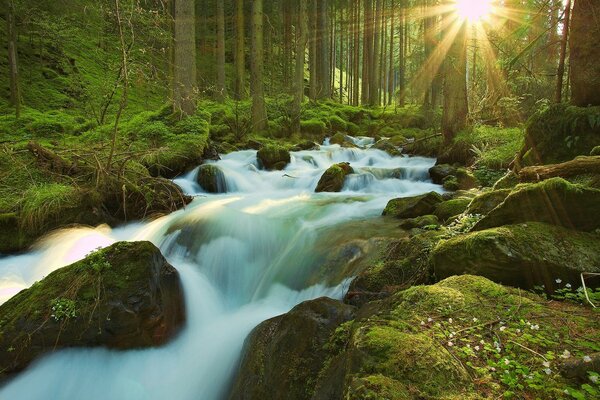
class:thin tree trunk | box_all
[309,0,318,101]
[216,0,226,101]
[555,0,572,103]
[7,0,21,118]
[234,0,245,100]
[388,0,394,105]
[251,0,267,131]
[173,0,197,116]
[293,0,308,133]
[361,0,372,105]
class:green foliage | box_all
[173,115,210,136]
[455,125,524,169]
[50,298,77,321]
[137,122,171,147]
[301,119,327,136]
[474,166,507,188]
[19,183,81,233]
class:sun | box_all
[455,0,494,22]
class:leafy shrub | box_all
[300,119,327,136]
[137,122,171,146]
[173,115,210,136]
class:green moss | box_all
[301,119,327,136]
[434,198,471,221]
[257,144,291,171]
[19,184,83,233]
[524,104,600,165]
[454,125,524,169]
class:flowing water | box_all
[0,138,441,400]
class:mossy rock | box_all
[465,189,511,216]
[429,164,457,184]
[290,140,319,152]
[432,222,600,291]
[228,298,356,400]
[197,164,227,193]
[431,165,478,190]
[398,214,440,230]
[372,139,402,156]
[591,146,600,156]
[521,104,600,165]
[383,192,443,219]
[492,170,519,190]
[257,144,291,171]
[433,198,471,221]
[329,132,353,147]
[0,213,34,254]
[315,162,354,192]
[0,241,185,377]
[473,178,600,232]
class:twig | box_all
[508,340,548,362]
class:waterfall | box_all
[0,139,441,400]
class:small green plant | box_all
[50,298,77,321]
[84,247,112,273]
[443,214,483,238]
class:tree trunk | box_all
[216,0,226,101]
[309,0,318,101]
[369,0,381,106]
[173,0,197,116]
[7,0,21,118]
[293,0,308,133]
[555,0,571,103]
[361,0,373,105]
[234,0,245,100]
[569,0,600,106]
[251,0,267,131]
[441,15,468,144]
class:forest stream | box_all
[0,138,442,399]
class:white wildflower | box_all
[448,318,453,324]
[591,375,599,384]
[472,317,478,323]
[555,278,562,284]
[583,355,592,363]
[561,350,571,359]
[499,326,507,332]
[421,321,426,326]
[448,341,454,347]
[565,283,572,289]
[474,346,480,351]
[504,359,510,365]
[544,368,552,375]
[542,361,551,368]
[427,317,433,322]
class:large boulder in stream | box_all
[315,162,354,192]
[0,241,185,377]
[473,178,600,232]
[257,145,291,171]
[432,222,600,291]
[197,164,227,193]
[382,191,443,219]
[229,297,356,400]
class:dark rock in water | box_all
[290,140,320,152]
[197,164,227,193]
[229,298,356,400]
[429,164,456,184]
[0,241,185,378]
[432,222,600,292]
[430,165,478,191]
[329,132,349,145]
[257,145,291,170]
[315,162,354,192]
[473,178,600,232]
[372,139,402,156]
[202,144,221,161]
[383,191,443,219]
[465,189,511,216]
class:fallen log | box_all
[27,141,79,176]
[519,156,600,182]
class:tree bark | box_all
[293,0,308,133]
[251,0,267,131]
[555,0,571,103]
[441,14,468,144]
[569,0,600,106]
[7,0,21,118]
[215,0,226,101]
[173,0,197,116]
[234,0,245,100]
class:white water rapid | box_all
[0,138,442,400]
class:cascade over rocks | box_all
[315,162,354,192]
[382,191,443,219]
[228,298,356,400]
[432,223,600,291]
[257,145,291,170]
[473,178,600,232]
[0,241,185,378]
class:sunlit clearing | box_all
[455,0,493,22]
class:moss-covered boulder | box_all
[329,132,349,146]
[0,213,33,254]
[372,139,402,156]
[257,145,291,171]
[398,214,439,230]
[465,189,511,216]
[228,298,356,400]
[382,192,443,219]
[197,164,227,193]
[520,104,600,165]
[493,170,519,189]
[473,178,600,232]
[432,223,600,291]
[428,164,456,183]
[0,241,185,377]
[433,198,471,221]
[315,162,354,192]
[429,165,478,190]
[592,146,600,156]
[315,275,600,399]
[290,140,319,152]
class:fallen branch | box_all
[519,156,600,182]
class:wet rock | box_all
[229,298,356,400]
[433,198,471,221]
[432,222,600,291]
[290,140,320,152]
[0,241,185,377]
[257,145,291,171]
[398,214,439,230]
[382,192,443,219]
[197,164,227,193]
[316,162,354,192]
[372,139,402,156]
[429,164,456,184]
[473,178,600,232]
